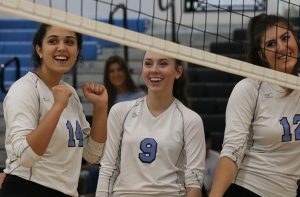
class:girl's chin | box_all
[111,82,124,87]
[275,61,296,69]
[275,67,295,74]
[57,68,73,74]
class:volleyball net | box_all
[0,0,300,89]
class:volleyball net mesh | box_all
[0,0,300,89]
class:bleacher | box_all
[187,28,246,151]
[187,64,243,151]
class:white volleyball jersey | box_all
[96,97,206,197]
[3,72,104,197]
[221,78,300,197]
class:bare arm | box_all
[209,156,238,197]
[90,104,107,143]
[187,187,202,197]
[26,85,72,156]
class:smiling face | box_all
[108,62,126,88]
[35,26,79,76]
[142,51,183,95]
[260,24,298,74]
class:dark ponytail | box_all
[173,59,189,107]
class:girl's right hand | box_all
[52,85,73,109]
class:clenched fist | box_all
[52,84,73,109]
[83,82,108,109]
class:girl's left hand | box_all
[83,82,108,108]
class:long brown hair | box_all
[246,14,299,72]
[246,14,299,95]
[173,59,189,107]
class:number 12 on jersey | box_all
[280,115,300,142]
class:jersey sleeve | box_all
[96,102,130,196]
[83,136,104,164]
[220,78,259,168]
[183,111,206,189]
[3,79,41,168]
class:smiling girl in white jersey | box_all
[96,51,206,197]
[210,14,300,197]
[0,24,107,197]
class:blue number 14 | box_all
[66,120,83,147]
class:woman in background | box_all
[104,55,145,111]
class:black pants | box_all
[224,184,261,197]
[0,174,71,197]
[297,179,300,197]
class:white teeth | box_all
[150,77,161,82]
[55,56,67,60]
[278,53,292,60]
